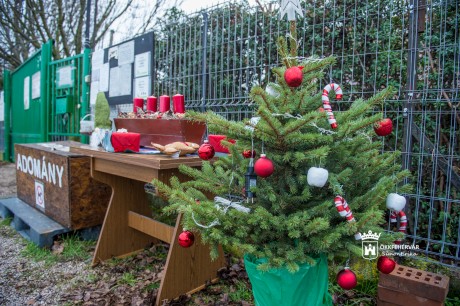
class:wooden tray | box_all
[114,118,206,146]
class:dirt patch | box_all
[0,162,17,198]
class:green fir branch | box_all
[256,106,284,140]
[281,111,321,135]
[250,86,279,114]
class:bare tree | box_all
[0,0,180,82]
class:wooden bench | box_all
[70,144,226,305]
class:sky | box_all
[180,0,224,13]
[180,0,259,13]
[106,0,263,47]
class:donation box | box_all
[15,142,111,229]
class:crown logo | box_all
[360,230,381,241]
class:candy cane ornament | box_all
[386,193,407,245]
[390,210,407,245]
[334,196,362,240]
[322,83,343,129]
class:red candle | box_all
[133,97,144,113]
[146,96,157,112]
[173,94,185,113]
[159,95,170,112]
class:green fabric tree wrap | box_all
[244,253,332,306]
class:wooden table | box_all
[70,144,226,305]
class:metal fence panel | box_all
[48,49,91,142]
[148,0,459,266]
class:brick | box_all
[378,265,449,302]
[378,285,444,306]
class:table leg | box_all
[91,170,159,265]
[156,214,226,305]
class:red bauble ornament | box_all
[337,268,357,290]
[374,118,393,136]
[198,141,215,160]
[377,256,396,274]
[284,66,303,88]
[254,154,274,178]
[178,231,195,248]
[242,150,256,158]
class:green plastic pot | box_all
[244,253,332,306]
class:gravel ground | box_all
[0,162,89,305]
[0,226,89,305]
[0,162,17,198]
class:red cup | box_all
[146,96,157,112]
[173,94,185,113]
[159,95,170,112]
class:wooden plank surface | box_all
[128,211,174,244]
[69,144,204,170]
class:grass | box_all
[227,280,253,303]
[21,241,58,265]
[118,272,137,287]
[143,281,160,292]
[446,296,460,306]
[20,233,95,265]
[59,235,94,261]
[84,272,99,284]
[0,216,12,226]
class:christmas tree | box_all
[151,20,411,274]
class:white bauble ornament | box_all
[386,193,406,212]
[307,167,329,187]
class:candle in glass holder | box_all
[146,96,157,112]
[159,95,170,112]
[133,97,144,113]
[173,94,185,113]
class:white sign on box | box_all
[35,180,45,209]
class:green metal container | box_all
[3,41,91,161]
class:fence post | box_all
[3,70,11,162]
[201,12,208,113]
[402,0,423,179]
[40,40,53,142]
[80,48,91,144]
